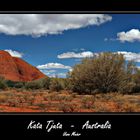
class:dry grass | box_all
[0,89,140,112]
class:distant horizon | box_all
[1,14,140,78]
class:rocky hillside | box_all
[0,50,46,81]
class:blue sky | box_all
[1,14,140,77]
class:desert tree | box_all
[69,52,137,94]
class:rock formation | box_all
[0,50,45,81]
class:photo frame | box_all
[0,1,140,137]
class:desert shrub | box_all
[5,80,15,88]
[5,80,25,89]
[24,77,50,90]
[121,102,138,112]
[27,95,35,102]
[60,78,72,90]
[0,77,7,90]
[41,77,51,89]
[71,93,78,98]
[82,96,95,109]
[63,95,73,101]
[59,102,78,112]
[43,95,48,101]
[69,52,139,94]
[0,95,8,103]
[35,77,50,89]
[48,94,74,102]
[4,92,15,97]
[0,81,7,90]
[49,78,64,92]
[118,61,137,94]
[118,82,136,94]
[7,98,20,107]
[131,70,140,93]
[37,103,46,111]
[14,82,25,88]
[46,93,58,100]
[25,81,42,90]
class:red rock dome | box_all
[0,50,46,81]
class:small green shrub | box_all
[0,77,7,90]
[82,96,95,109]
[59,102,78,112]
[25,81,42,89]
[49,78,63,92]
[0,81,7,90]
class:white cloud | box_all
[57,51,95,59]
[57,73,67,77]
[5,49,23,58]
[40,69,56,75]
[117,29,140,42]
[47,73,67,78]
[58,51,140,62]
[44,70,56,73]
[47,74,56,78]
[0,14,112,37]
[39,69,67,78]
[137,66,140,69]
[69,68,73,72]
[116,51,140,62]
[37,63,71,69]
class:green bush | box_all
[5,80,25,89]
[38,77,50,89]
[0,77,7,90]
[14,82,25,88]
[24,77,50,90]
[49,78,63,92]
[25,81,42,89]
[131,69,140,93]
[5,80,15,88]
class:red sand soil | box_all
[0,105,40,112]
[0,50,45,81]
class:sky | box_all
[1,14,140,77]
